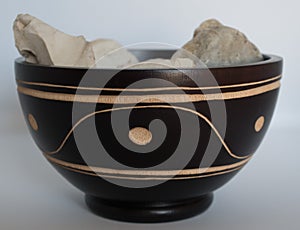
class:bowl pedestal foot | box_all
[85,193,213,223]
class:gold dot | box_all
[129,127,152,145]
[28,114,38,131]
[254,116,265,132]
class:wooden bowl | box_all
[15,50,283,223]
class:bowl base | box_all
[85,193,213,223]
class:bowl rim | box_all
[15,49,283,88]
[14,49,283,71]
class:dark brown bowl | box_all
[15,50,283,223]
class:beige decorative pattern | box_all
[255,116,265,132]
[55,163,244,181]
[17,80,280,104]
[28,113,38,131]
[17,74,281,181]
[129,127,152,145]
[42,105,251,160]
[17,74,281,92]
[44,153,251,180]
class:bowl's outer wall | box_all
[15,50,283,202]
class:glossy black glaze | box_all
[15,49,283,223]
[85,193,213,223]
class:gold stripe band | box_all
[45,154,249,180]
[45,154,250,176]
[17,80,280,104]
[17,75,281,92]
[57,164,244,181]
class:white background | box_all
[0,0,299,229]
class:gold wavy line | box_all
[17,80,280,104]
[17,75,281,92]
[44,153,250,176]
[44,105,251,160]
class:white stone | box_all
[173,19,263,67]
[13,14,138,68]
[130,58,195,69]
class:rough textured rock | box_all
[173,19,263,67]
[13,14,138,68]
[130,58,195,69]
[79,39,139,68]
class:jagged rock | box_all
[13,14,138,68]
[173,19,263,67]
[130,58,195,69]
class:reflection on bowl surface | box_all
[15,50,283,223]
